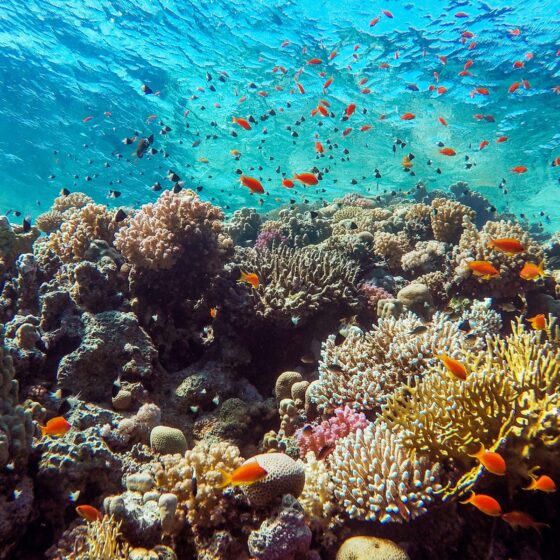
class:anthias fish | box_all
[218,460,268,488]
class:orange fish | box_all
[232,117,251,130]
[527,314,546,331]
[240,175,264,194]
[467,443,506,475]
[519,261,545,281]
[282,178,294,188]
[438,55,447,65]
[296,82,305,94]
[345,103,357,117]
[360,125,372,132]
[438,117,448,126]
[513,60,524,69]
[468,260,500,280]
[329,50,337,60]
[358,77,368,86]
[210,307,217,318]
[501,511,549,534]
[512,165,528,173]
[522,79,531,89]
[496,136,508,143]
[41,416,71,437]
[460,492,502,516]
[317,105,329,117]
[361,88,371,94]
[438,353,468,381]
[382,9,393,18]
[76,505,103,522]
[307,58,322,65]
[315,141,324,154]
[480,140,489,150]
[218,459,268,488]
[458,70,472,77]
[488,238,525,255]
[508,82,520,93]
[464,59,474,69]
[475,87,489,95]
[323,77,333,89]
[342,127,352,137]
[437,86,447,94]
[524,472,556,493]
[552,156,560,167]
[509,28,521,36]
[439,148,456,156]
[401,112,416,120]
[293,172,318,186]
[369,16,380,27]
[238,270,260,289]
[402,155,413,169]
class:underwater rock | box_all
[56,310,157,402]
[397,282,434,319]
[248,494,312,560]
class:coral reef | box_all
[336,536,410,560]
[330,423,443,523]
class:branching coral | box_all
[380,319,560,496]
[330,422,443,523]
[431,198,475,244]
[401,240,450,274]
[452,218,544,297]
[295,406,368,457]
[115,190,228,271]
[150,440,243,529]
[372,231,411,269]
[47,203,117,263]
[227,245,360,327]
[311,312,475,413]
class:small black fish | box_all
[115,209,127,222]
[108,190,121,199]
[22,216,31,232]
[192,475,198,497]
[141,84,153,94]
[167,171,180,182]
[60,188,71,196]
[457,319,471,332]
[135,134,154,158]
[206,71,212,81]
[13,210,22,217]
[151,182,162,192]
[409,325,428,335]
[173,183,183,193]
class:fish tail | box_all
[217,469,232,488]
[459,491,474,504]
[40,425,46,437]
[467,442,485,458]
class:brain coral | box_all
[311,312,476,413]
[114,190,228,271]
[336,536,410,560]
[241,453,306,508]
[151,440,243,529]
[452,218,544,297]
[228,244,360,328]
[330,422,443,523]
[149,426,188,455]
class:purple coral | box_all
[254,229,288,251]
[295,406,368,458]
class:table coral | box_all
[330,422,443,523]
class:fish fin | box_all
[40,425,46,437]
[459,491,474,504]
[217,469,232,488]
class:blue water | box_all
[0,0,559,228]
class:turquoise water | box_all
[1,0,560,227]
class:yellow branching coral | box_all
[150,441,243,530]
[330,423,443,523]
[50,516,130,560]
[381,319,560,497]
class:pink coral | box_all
[295,406,368,458]
[254,229,289,251]
[359,282,393,314]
